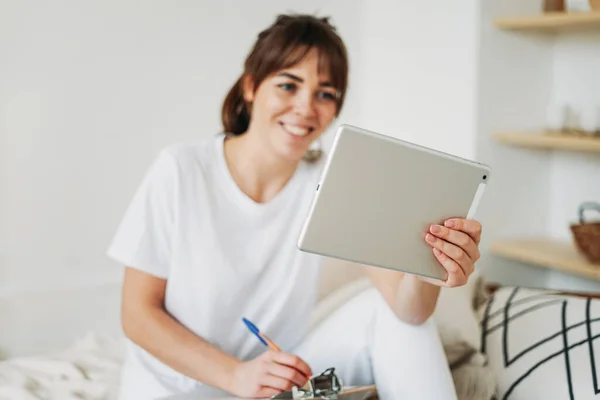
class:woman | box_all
[107,13,482,400]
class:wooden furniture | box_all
[494,11,600,32]
[490,238,600,281]
[493,131,600,153]
[489,10,600,283]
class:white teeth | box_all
[283,124,310,136]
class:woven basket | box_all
[570,201,600,264]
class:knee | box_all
[344,287,441,342]
[367,285,440,330]
[369,291,440,339]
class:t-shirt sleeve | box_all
[106,150,178,279]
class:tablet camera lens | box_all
[483,175,487,180]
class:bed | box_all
[3,259,598,400]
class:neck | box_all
[223,130,299,203]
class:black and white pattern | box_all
[480,286,600,400]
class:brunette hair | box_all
[221,13,349,137]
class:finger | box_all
[272,352,312,379]
[433,248,468,287]
[258,387,281,398]
[425,233,474,276]
[262,373,295,392]
[429,224,480,262]
[267,362,307,388]
[444,218,482,244]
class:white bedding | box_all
[0,273,494,400]
[0,281,374,400]
[0,333,125,400]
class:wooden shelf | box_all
[490,238,600,281]
[495,11,600,32]
[493,131,600,153]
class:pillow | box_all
[479,285,600,400]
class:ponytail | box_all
[221,76,250,135]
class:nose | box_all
[293,90,316,118]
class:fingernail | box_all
[430,225,442,234]
[433,248,442,256]
[426,234,436,243]
[444,220,455,228]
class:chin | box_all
[271,134,312,162]
[277,147,307,163]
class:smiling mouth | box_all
[279,122,314,137]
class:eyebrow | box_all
[277,72,334,88]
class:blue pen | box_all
[242,317,281,351]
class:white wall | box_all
[0,283,122,358]
[475,0,556,287]
[355,0,480,159]
[545,31,600,291]
[0,0,365,356]
[548,31,600,242]
[0,0,494,356]
[0,0,363,297]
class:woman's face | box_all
[243,48,339,162]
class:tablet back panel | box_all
[297,124,490,280]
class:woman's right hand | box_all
[229,351,312,398]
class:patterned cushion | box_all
[479,286,600,400]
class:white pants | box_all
[162,287,457,400]
[291,288,457,400]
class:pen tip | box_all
[242,317,255,330]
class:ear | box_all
[241,74,255,103]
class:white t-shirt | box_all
[107,133,326,398]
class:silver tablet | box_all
[297,124,490,280]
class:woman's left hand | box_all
[421,218,482,288]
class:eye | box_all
[317,91,337,101]
[277,82,297,92]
